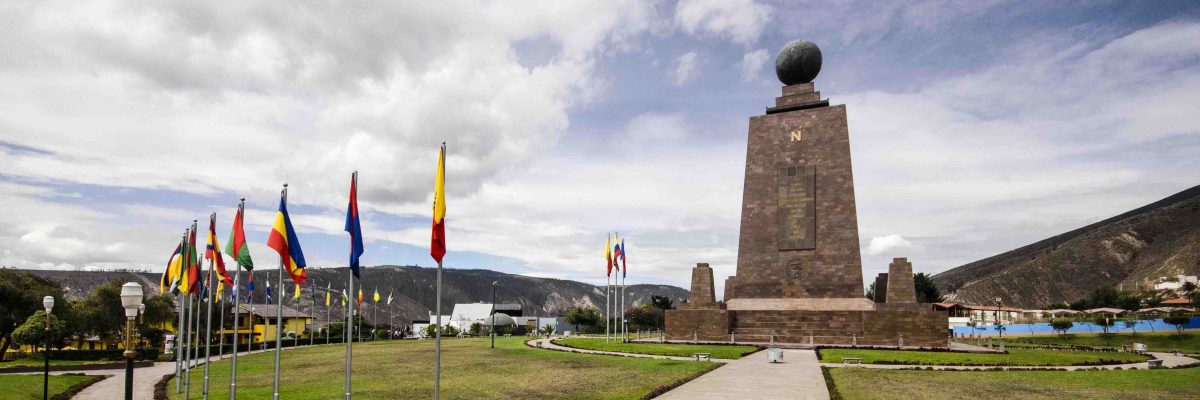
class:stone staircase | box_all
[731,310,867,344]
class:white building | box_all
[1154,275,1198,291]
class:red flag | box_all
[430,144,447,264]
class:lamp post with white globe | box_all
[41,295,54,400]
[120,282,144,400]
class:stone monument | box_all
[665,40,948,347]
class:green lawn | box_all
[554,337,759,359]
[0,373,105,400]
[1008,332,1200,353]
[818,348,1146,366]
[827,367,1200,400]
[0,358,112,370]
[166,337,718,399]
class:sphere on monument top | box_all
[775,40,822,85]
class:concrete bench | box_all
[842,357,863,367]
[1148,359,1164,369]
[693,353,711,361]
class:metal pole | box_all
[326,302,330,345]
[175,291,183,393]
[434,260,443,400]
[184,291,192,399]
[605,274,610,343]
[230,249,241,400]
[124,318,135,400]
[491,281,496,349]
[43,307,50,400]
[345,266,353,400]
[204,218,216,400]
[621,273,626,342]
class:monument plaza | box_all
[666,40,948,347]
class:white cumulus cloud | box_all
[674,0,772,44]
[866,234,913,255]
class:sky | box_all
[2,1,1199,299]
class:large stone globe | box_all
[487,312,516,326]
[775,40,822,85]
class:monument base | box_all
[664,307,948,347]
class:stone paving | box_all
[656,349,830,400]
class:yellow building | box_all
[232,303,312,344]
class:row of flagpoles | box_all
[605,233,629,343]
[159,143,450,400]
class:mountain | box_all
[19,265,688,325]
[933,185,1200,308]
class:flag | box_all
[161,241,182,294]
[225,201,254,271]
[612,232,622,274]
[294,283,301,303]
[386,291,393,306]
[180,225,201,296]
[341,289,348,306]
[267,192,308,285]
[605,233,613,277]
[217,281,225,302]
[621,239,627,279]
[266,281,273,304]
[373,287,380,303]
[357,288,363,305]
[246,272,255,302]
[430,144,447,264]
[345,172,365,277]
[325,283,331,306]
[207,215,234,287]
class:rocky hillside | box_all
[933,185,1200,308]
[21,265,688,325]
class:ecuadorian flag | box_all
[267,192,308,285]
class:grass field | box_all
[553,337,759,359]
[166,336,718,399]
[0,373,105,400]
[817,348,1146,366]
[827,367,1200,400]
[1005,332,1200,353]
[0,358,112,369]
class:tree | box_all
[1092,316,1115,334]
[540,324,555,337]
[1050,318,1073,336]
[1163,314,1190,337]
[913,273,943,303]
[625,304,660,331]
[469,322,483,337]
[11,311,67,351]
[0,269,65,356]
[649,295,675,333]
[1121,318,1138,334]
[1183,281,1197,292]
[564,306,600,333]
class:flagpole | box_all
[345,170,357,400]
[230,253,240,400]
[175,230,186,394]
[183,289,191,397]
[606,272,610,343]
[272,185,287,400]
[185,221,197,399]
[309,288,314,347]
[434,260,442,400]
[202,214,216,400]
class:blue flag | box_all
[621,239,627,278]
[266,281,273,304]
[246,272,255,302]
[345,173,365,277]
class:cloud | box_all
[737,48,769,81]
[671,51,700,85]
[866,234,913,255]
[674,0,772,44]
[623,112,688,144]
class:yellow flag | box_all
[373,288,381,303]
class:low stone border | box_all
[50,373,109,400]
[152,372,174,400]
[552,338,762,359]
[0,360,154,374]
[814,347,1152,367]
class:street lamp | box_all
[490,281,497,349]
[120,282,144,400]
[42,295,54,400]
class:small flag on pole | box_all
[207,215,235,287]
[294,283,302,303]
[267,193,308,285]
[373,287,380,303]
[225,202,254,271]
[386,291,393,306]
[326,283,332,306]
[431,144,447,263]
[246,272,255,302]
[162,241,183,294]
[346,172,365,277]
[266,281,273,304]
[621,239,627,278]
[605,233,613,277]
[357,288,364,305]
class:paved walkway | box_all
[657,349,829,400]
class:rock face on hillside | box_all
[20,265,688,325]
[933,185,1200,308]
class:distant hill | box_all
[933,185,1200,308]
[18,265,688,325]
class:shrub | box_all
[1050,318,1073,336]
[1092,316,1115,334]
[1163,314,1190,337]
